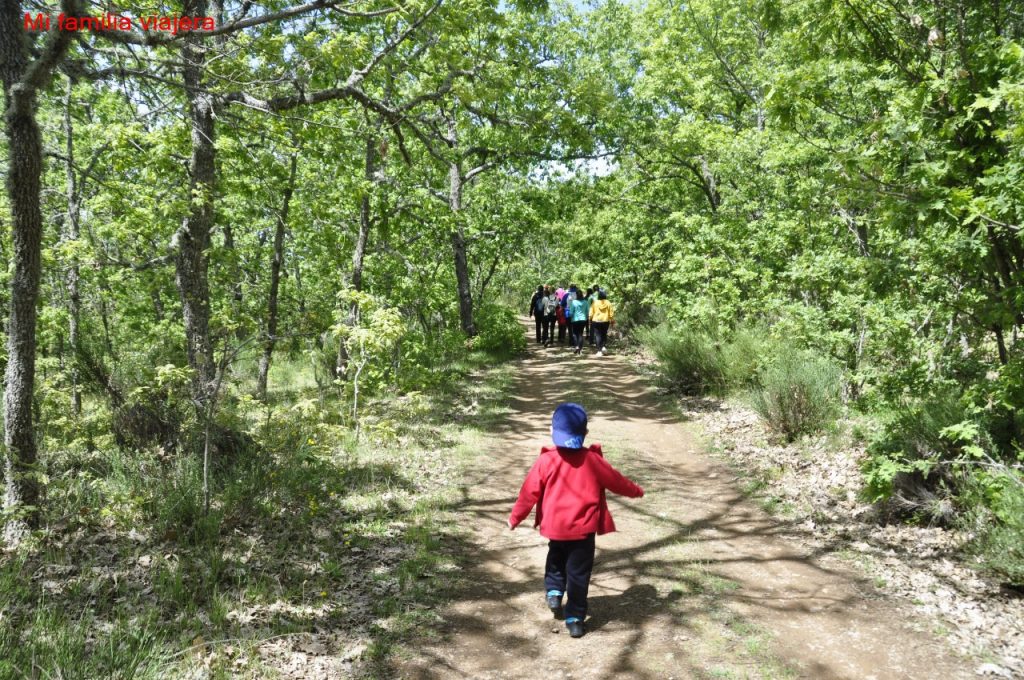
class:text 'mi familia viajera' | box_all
[25,12,215,35]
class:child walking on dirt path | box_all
[508,403,645,638]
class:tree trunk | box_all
[152,288,164,321]
[352,134,375,295]
[293,261,306,315]
[699,156,721,213]
[1,2,48,536]
[0,210,7,339]
[840,207,870,257]
[449,161,476,336]
[256,154,298,401]
[994,324,1009,366]
[336,131,378,379]
[223,222,245,324]
[476,252,501,301]
[99,294,114,357]
[176,0,218,410]
[63,78,82,416]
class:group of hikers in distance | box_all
[527,284,616,356]
[518,286,636,639]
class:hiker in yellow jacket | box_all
[588,291,615,356]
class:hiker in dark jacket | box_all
[528,285,545,343]
[541,286,558,347]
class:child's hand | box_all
[507,518,515,531]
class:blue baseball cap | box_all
[552,403,587,449]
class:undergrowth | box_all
[640,319,1024,585]
[640,322,841,440]
[749,350,842,442]
[0,345,516,678]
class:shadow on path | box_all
[389,319,972,680]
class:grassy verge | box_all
[0,352,516,679]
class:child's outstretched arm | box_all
[594,455,644,498]
[508,458,544,530]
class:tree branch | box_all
[19,0,83,95]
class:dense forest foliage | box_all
[1,0,1023,674]
[544,0,1024,582]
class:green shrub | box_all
[639,324,727,395]
[858,388,1008,523]
[720,325,781,389]
[861,389,973,506]
[749,349,842,441]
[965,471,1024,585]
[470,303,527,356]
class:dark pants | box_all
[533,314,543,342]
[557,323,567,343]
[586,319,594,344]
[542,315,556,344]
[570,321,586,350]
[545,534,595,620]
[592,321,610,350]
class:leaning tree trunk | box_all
[176,0,218,411]
[256,154,298,401]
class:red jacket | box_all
[555,306,567,326]
[509,443,644,540]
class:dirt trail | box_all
[393,323,973,679]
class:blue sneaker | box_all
[546,590,563,616]
[565,616,585,638]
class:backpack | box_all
[534,295,546,315]
[542,295,558,316]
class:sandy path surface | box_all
[392,322,973,679]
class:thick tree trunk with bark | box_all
[177,0,218,409]
[0,0,76,537]
[0,213,7,338]
[256,154,297,401]
[1,78,44,538]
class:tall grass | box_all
[640,322,843,439]
[749,350,842,442]
[639,324,727,395]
